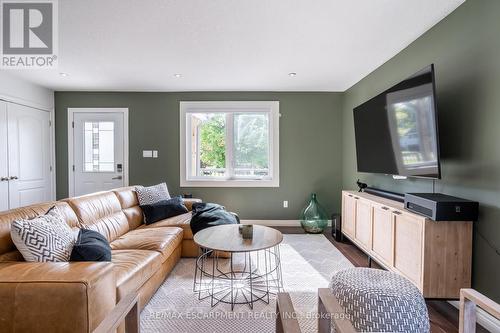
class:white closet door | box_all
[0,102,8,211]
[7,103,51,209]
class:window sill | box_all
[180,179,279,188]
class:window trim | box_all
[180,101,280,187]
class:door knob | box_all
[112,176,123,180]
[9,176,18,180]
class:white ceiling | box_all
[4,0,465,92]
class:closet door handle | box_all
[0,177,9,181]
[9,176,18,180]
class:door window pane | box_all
[84,122,115,172]
[233,113,269,178]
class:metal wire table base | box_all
[193,246,283,310]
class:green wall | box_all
[341,0,500,302]
[55,92,343,220]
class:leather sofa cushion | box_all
[122,206,143,230]
[112,249,162,300]
[139,212,193,239]
[0,202,78,258]
[0,251,24,262]
[66,192,130,242]
[113,187,139,209]
[0,260,114,284]
[112,187,143,230]
[110,227,183,262]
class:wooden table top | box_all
[193,224,283,252]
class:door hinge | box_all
[50,166,53,172]
[72,165,75,172]
[72,121,74,128]
[49,120,52,127]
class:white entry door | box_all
[71,110,128,196]
[7,103,52,209]
[0,102,8,211]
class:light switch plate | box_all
[143,150,153,158]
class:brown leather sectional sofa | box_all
[0,186,201,333]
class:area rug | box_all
[141,234,354,333]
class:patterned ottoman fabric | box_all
[329,267,430,333]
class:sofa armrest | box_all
[183,198,202,211]
[0,262,116,333]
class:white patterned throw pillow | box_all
[10,206,77,262]
[136,183,171,205]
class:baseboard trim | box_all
[240,219,332,227]
[241,219,300,227]
[448,300,500,332]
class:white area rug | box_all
[141,234,353,333]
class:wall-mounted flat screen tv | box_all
[353,64,441,179]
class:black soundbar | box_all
[405,193,479,221]
[364,187,405,203]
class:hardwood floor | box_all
[274,226,488,333]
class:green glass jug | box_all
[300,193,328,234]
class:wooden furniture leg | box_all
[276,292,301,333]
[459,288,500,333]
[318,288,356,333]
[93,292,140,333]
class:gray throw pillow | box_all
[136,182,171,205]
[10,206,77,262]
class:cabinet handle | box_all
[354,197,360,200]
[0,177,8,181]
[9,176,18,180]
[381,206,389,210]
[393,210,402,215]
[348,194,353,197]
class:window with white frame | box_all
[180,101,279,187]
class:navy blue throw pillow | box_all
[140,196,189,225]
[70,229,111,262]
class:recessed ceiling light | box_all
[59,72,69,77]
[174,73,182,78]
[288,72,297,77]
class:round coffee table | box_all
[193,224,284,310]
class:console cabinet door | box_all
[342,193,356,238]
[394,212,424,288]
[371,203,394,266]
[354,197,372,250]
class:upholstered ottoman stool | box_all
[328,267,430,332]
